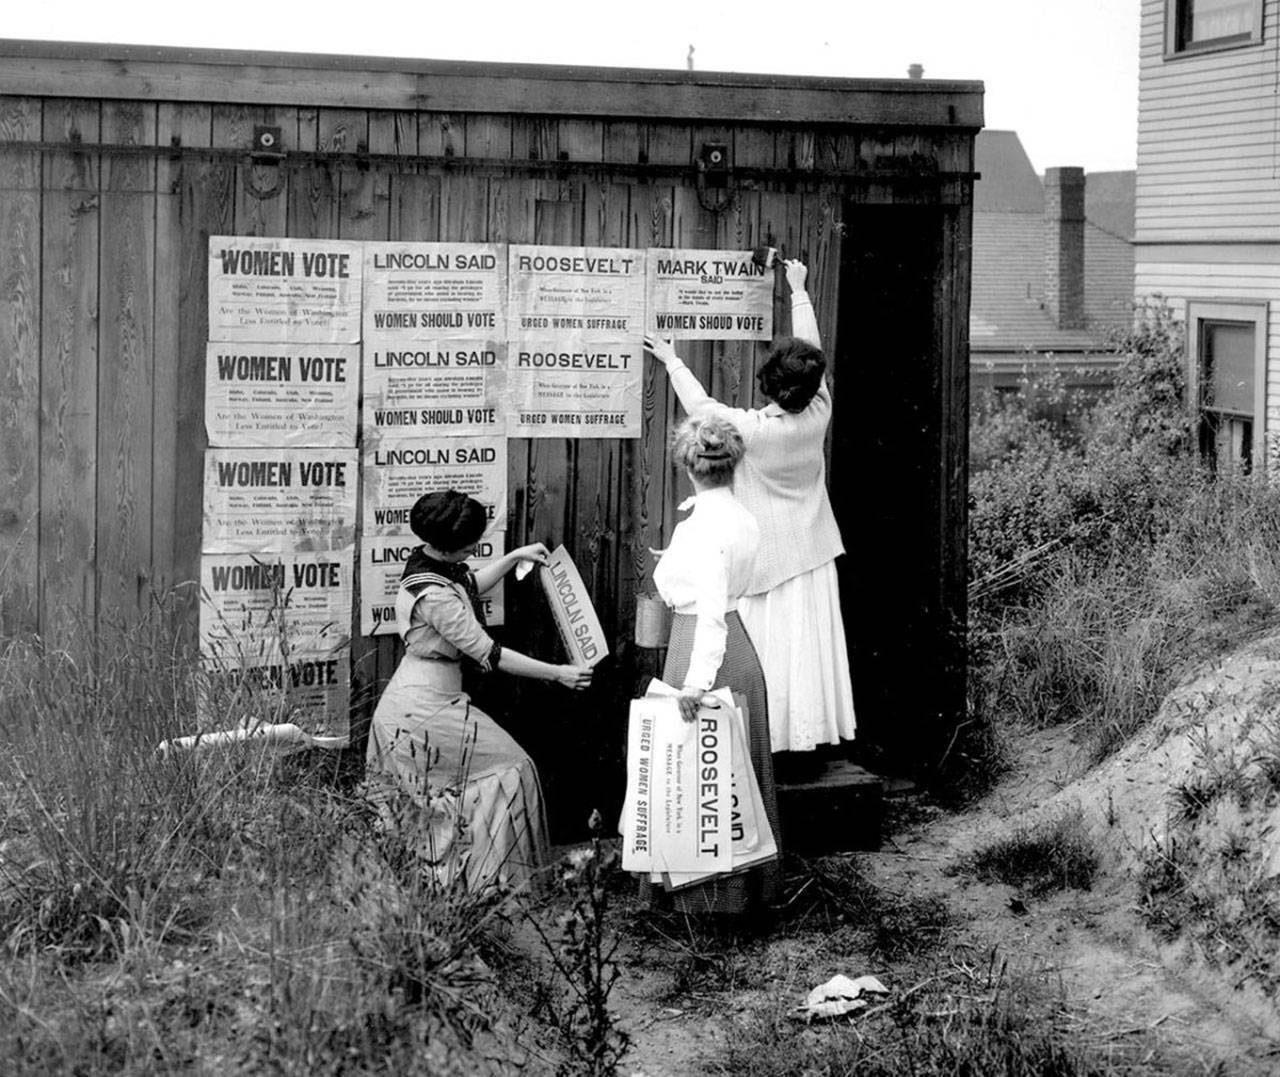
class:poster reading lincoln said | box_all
[506,245,644,438]
[363,242,506,341]
[205,343,359,448]
[202,448,358,553]
[360,536,505,636]
[208,237,362,343]
[363,342,505,442]
[361,436,507,539]
[646,248,772,341]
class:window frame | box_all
[1186,299,1268,470]
[1164,0,1264,57]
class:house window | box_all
[1187,302,1267,471]
[1167,0,1263,54]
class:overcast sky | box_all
[4,0,1141,173]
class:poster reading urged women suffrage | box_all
[204,343,359,448]
[506,245,644,438]
[646,249,773,341]
[208,237,362,343]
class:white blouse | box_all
[653,486,760,691]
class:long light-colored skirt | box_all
[365,654,549,893]
[645,610,781,914]
[739,559,857,753]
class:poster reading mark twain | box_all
[507,245,644,439]
[202,448,358,554]
[364,242,506,342]
[199,550,354,663]
[205,343,358,448]
[504,335,641,438]
[208,237,362,343]
[359,536,505,637]
[363,340,505,442]
[361,436,507,540]
[199,652,351,737]
[645,248,772,341]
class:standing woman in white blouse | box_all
[645,260,856,763]
[650,414,781,915]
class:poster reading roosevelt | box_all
[199,550,354,662]
[208,237,362,343]
[506,245,645,438]
[645,248,773,341]
[205,343,359,448]
[202,448,358,554]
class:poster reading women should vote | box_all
[362,341,505,442]
[361,436,507,539]
[205,343,359,448]
[208,237,362,343]
[363,242,506,342]
[202,448,358,553]
[360,536,505,637]
[199,550,353,661]
[645,249,773,341]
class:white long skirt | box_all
[739,559,857,753]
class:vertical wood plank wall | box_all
[0,93,973,806]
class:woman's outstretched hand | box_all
[558,665,594,691]
[784,258,808,294]
[509,542,551,566]
[643,334,680,368]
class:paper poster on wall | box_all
[199,550,353,661]
[208,237,362,343]
[202,448,358,553]
[508,245,645,339]
[199,651,351,738]
[645,249,773,341]
[361,436,507,539]
[504,334,641,438]
[363,242,507,342]
[363,339,505,442]
[359,535,505,636]
[204,343,359,448]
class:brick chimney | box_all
[1043,167,1086,330]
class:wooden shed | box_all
[0,40,982,832]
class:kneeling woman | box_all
[367,489,592,892]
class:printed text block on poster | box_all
[199,549,354,663]
[359,536,505,637]
[363,338,505,442]
[539,545,608,667]
[204,343,359,448]
[645,248,773,341]
[361,436,508,539]
[505,333,641,438]
[508,245,646,340]
[208,237,362,344]
[364,242,507,341]
[199,651,351,739]
[202,448,358,554]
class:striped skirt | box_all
[646,610,782,914]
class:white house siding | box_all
[1137,0,1280,244]
[1136,260,1280,465]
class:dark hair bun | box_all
[757,337,826,413]
[410,489,488,552]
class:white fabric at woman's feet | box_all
[739,559,856,753]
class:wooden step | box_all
[776,760,884,853]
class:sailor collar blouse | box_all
[652,486,760,692]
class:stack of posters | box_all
[619,685,778,890]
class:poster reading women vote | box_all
[360,537,505,636]
[363,242,506,342]
[208,237,362,343]
[645,249,773,341]
[199,652,351,736]
[200,551,353,662]
[205,343,359,448]
[506,245,645,438]
[202,448,358,554]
